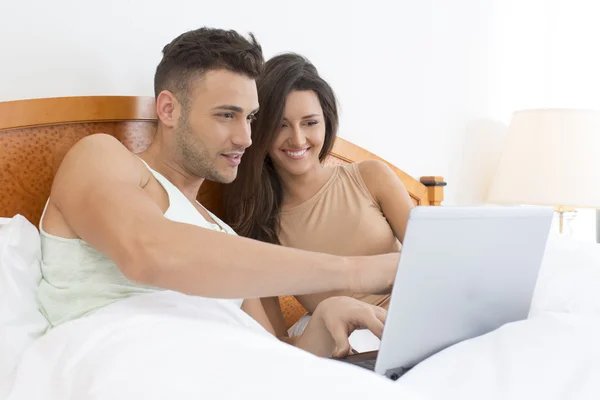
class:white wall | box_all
[0,0,498,202]
[1,0,597,240]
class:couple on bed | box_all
[38,27,413,359]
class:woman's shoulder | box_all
[333,160,385,206]
[351,160,406,205]
[355,159,390,176]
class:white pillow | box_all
[0,215,50,394]
[530,235,600,318]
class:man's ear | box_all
[156,90,178,128]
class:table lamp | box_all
[486,108,600,236]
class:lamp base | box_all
[554,206,577,236]
[596,209,600,244]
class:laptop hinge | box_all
[385,366,411,381]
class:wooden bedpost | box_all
[419,176,446,206]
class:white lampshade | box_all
[487,108,600,208]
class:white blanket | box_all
[7,291,600,400]
[6,292,423,400]
[397,313,600,400]
[6,237,600,400]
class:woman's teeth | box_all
[285,149,307,157]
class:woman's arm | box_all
[260,297,289,337]
[289,297,386,358]
[358,160,415,243]
[244,297,386,358]
[241,298,277,336]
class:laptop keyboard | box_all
[350,358,376,371]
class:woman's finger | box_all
[329,323,351,358]
[357,309,385,339]
[373,306,387,324]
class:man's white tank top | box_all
[37,158,242,327]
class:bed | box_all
[1,96,599,400]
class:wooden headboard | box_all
[0,96,445,328]
[0,95,445,225]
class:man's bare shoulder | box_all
[59,133,139,170]
[44,134,150,238]
[69,133,125,152]
[54,133,147,189]
[50,133,151,213]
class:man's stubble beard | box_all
[174,114,235,184]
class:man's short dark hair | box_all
[154,27,264,104]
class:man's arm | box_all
[50,134,399,300]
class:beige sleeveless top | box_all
[278,163,401,309]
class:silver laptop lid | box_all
[375,206,553,377]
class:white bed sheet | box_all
[5,237,600,400]
[7,294,600,400]
[397,312,600,400]
[5,291,423,400]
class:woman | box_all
[223,53,414,338]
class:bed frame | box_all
[0,96,446,327]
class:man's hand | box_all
[292,297,387,358]
[352,252,400,295]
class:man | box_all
[38,27,400,359]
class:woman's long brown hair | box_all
[222,53,339,244]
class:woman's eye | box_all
[247,114,256,122]
[222,113,234,119]
[307,121,318,126]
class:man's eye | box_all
[221,113,234,119]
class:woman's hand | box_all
[291,296,386,358]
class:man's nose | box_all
[233,120,252,149]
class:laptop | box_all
[339,205,553,380]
